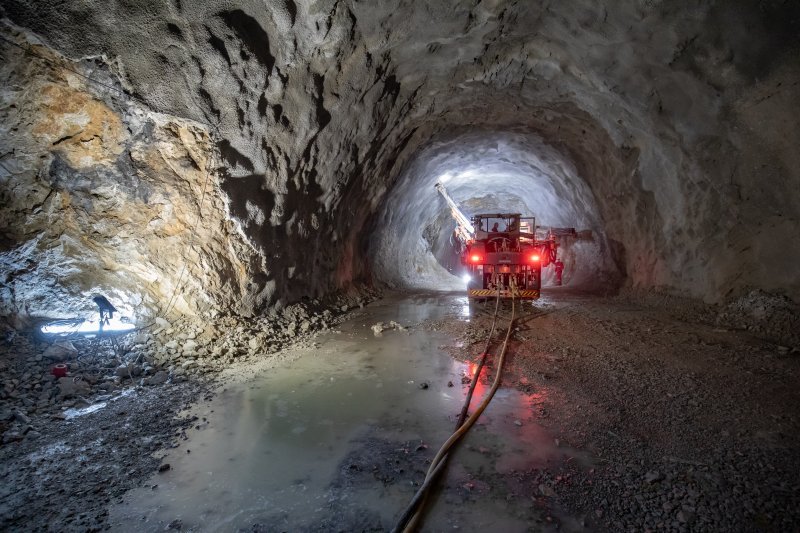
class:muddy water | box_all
[109,293,576,532]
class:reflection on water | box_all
[109,294,579,532]
[456,295,471,319]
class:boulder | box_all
[42,341,78,361]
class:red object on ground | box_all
[52,364,67,378]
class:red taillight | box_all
[471,254,482,263]
[531,254,540,262]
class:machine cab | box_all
[472,214,535,251]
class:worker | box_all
[93,295,117,324]
[554,259,564,286]
[491,222,499,232]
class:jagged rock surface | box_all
[0,27,265,320]
[1,1,799,322]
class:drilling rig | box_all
[435,182,579,300]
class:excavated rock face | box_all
[0,28,260,320]
[1,1,799,321]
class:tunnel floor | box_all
[2,291,799,531]
[108,294,577,531]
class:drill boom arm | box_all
[435,182,475,244]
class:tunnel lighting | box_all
[41,317,136,336]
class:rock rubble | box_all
[433,292,800,531]
[0,287,378,530]
[1,288,378,442]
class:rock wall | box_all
[1,1,799,322]
[0,26,261,321]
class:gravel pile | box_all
[616,287,800,348]
[714,289,800,347]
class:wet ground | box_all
[3,289,799,532]
[109,294,581,532]
[444,288,800,531]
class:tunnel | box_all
[1,1,799,531]
[371,130,618,291]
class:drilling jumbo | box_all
[435,183,577,300]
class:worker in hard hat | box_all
[491,222,499,232]
[554,259,564,286]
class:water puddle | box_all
[109,294,583,531]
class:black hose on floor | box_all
[392,290,517,532]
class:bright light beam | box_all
[41,317,136,335]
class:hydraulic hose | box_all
[392,291,517,532]
[391,292,502,532]
[456,290,503,427]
